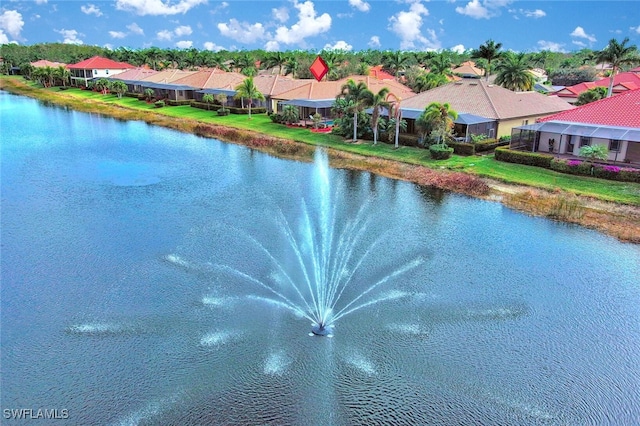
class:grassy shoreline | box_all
[2,76,639,242]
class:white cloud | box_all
[174,25,192,36]
[572,40,586,48]
[456,0,512,19]
[0,32,8,44]
[218,0,330,49]
[157,25,192,41]
[631,25,640,35]
[203,41,225,51]
[324,40,352,51]
[35,0,47,4]
[272,7,289,23]
[175,40,192,48]
[388,1,440,50]
[273,0,332,46]
[109,31,127,39]
[537,40,566,53]
[521,9,545,18]
[265,40,280,51]
[456,0,489,19]
[115,0,207,16]
[349,0,370,13]
[451,44,466,54]
[570,26,596,43]
[218,19,268,44]
[157,29,173,41]
[56,29,83,45]
[127,22,144,35]
[0,10,24,39]
[81,4,102,17]
[368,35,381,48]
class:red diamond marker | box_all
[309,56,329,82]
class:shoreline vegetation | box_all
[2,76,639,243]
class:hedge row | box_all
[550,158,640,183]
[494,147,554,168]
[166,99,193,106]
[191,101,222,111]
[448,141,475,156]
[474,139,510,153]
[496,148,640,183]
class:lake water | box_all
[1,91,639,425]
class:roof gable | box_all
[538,88,640,128]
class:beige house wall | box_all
[497,115,556,139]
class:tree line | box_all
[2,40,638,94]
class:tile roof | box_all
[400,79,574,120]
[31,60,66,68]
[170,68,246,89]
[554,72,640,98]
[251,74,309,96]
[67,56,134,70]
[369,65,396,80]
[538,88,640,128]
[273,75,415,101]
[110,68,158,81]
[452,61,484,77]
[138,69,198,84]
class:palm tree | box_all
[471,39,503,81]
[429,53,453,77]
[369,87,389,145]
[494,52,535,91]
[281,104,299,125]
[596,37,639,97]
[234,77,265,119]
[53,66,70,87]
[338,79,374,141]
[420,102,458,145]
[95,78,110,95]
[575,87,608,106]
[143,47,163,71]
[215,93,229,113]
[202,93,214,110]
[382,50,412,79]
[110,80,128,99]
[263,51,289,75]
[386,92,402,148]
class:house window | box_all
[609,139,621,152]
[94,69,98,74]
[579,136,591,147]
[522,119,529,126]
[106,69,109,75]
[179,90,184,96]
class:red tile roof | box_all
[539,88,640,128]
[68,56,134,70]
[273,75,415,101]
[554,72,640,98]
[369,65,395,80]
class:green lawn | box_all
[6,79,640,206]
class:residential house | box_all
[68,56,134,87]
[137,69,198,101]
[109,68,158,93]
[272,75,415,122]
[170,69,245,103]
[395,79,574,140]
[551,71,640,103]
[451,61,484,79]
[511,88,640,164]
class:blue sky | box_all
[1,1,639,54]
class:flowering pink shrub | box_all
[602,165,620,173]
[567,159,582,167]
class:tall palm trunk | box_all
[352,112,358,141]
[607,67,617,98]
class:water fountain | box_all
[204,149,424,336]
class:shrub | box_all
[269,113,285,123]
[166,99,192,106]
[217,109,230,116]
[429,144,454,160]
[154,100,165,108]
[474,138,509,153]
[226,106,267,115]
[495,147,553,168]
[448,141,475,156]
